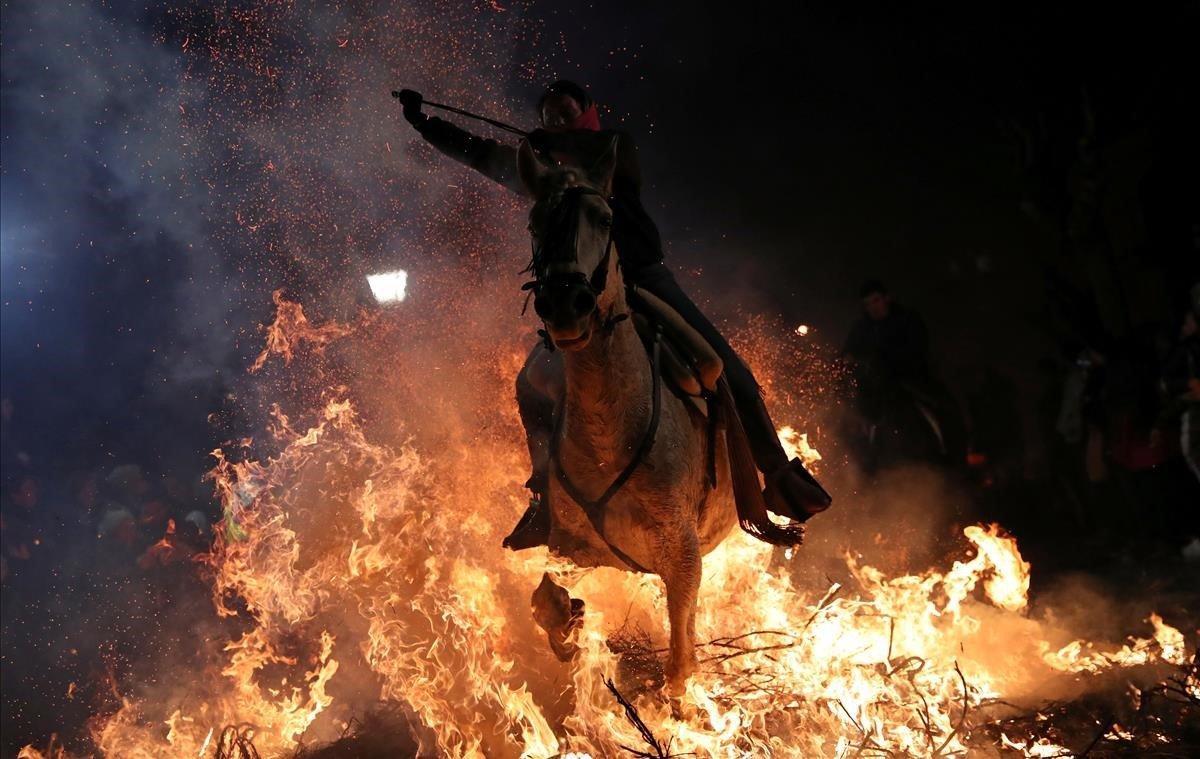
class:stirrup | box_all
[763,458,832,522]
[502,493,551,551]
[525,471,549,495]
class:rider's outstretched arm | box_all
[396,89,526,195]
[415,117,526,195]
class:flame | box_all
[1000,734,1072,756]
[1040,612,1189,673]
[17,744,65,759]
[778,425,822,471]
[78,294,1192,758]
[249,289,354,373]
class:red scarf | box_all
[543,104,602,166]
[571,104,600,131]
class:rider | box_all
[396,82,830,548]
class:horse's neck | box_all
[561,292,652,460]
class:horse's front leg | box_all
[531,573,584,661]
[660,530,701,696]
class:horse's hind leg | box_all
[660,531,701,696]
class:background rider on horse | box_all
[396,81,831,548]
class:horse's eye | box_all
[599,215,613,228]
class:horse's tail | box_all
[718,379,806,547]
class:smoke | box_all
[1,2,235,386]
[1,1,547,751]
[1,0,552,408]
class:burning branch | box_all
[214,725,262,759]
[803,581,844,633]
[972,648,1200,757]
[605,678,685,758]
[834,699,893,756]
[931,662,971,757]
[698,630,797,666]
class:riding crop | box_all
[390,90,530,137]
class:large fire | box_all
[22,294,1194,758]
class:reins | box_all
[390,90,530,137]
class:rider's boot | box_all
[731,373,833,521]
[503,473,551,551]
[763,458,832,521]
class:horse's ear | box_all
[517,139,549,194]
[587,135,619,193]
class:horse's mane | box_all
[522,176,600,278]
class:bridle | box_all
[521,184,616,327]
[521,182,661,574]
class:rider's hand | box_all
[396,89,426,126]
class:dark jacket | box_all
[414,117,665,276]
[843,303,932,384]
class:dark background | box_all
[2,0,1197,752]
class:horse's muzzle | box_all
[534,277,597,349]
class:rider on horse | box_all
[396,81,830,548]
[842,279,965,472]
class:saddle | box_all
[627,287,806,547]
[628,285,721,416]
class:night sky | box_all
[2,0,1197,751]
[3,1,1196,469]
[4,1,1195,468]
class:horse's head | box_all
[518,137,619,352]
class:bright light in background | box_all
[794,324,810,336]
[368,270,408,304]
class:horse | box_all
[514,137,798,694]
[847,380,967,475]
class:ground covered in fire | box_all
[11,290,1198,759]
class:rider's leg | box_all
[630,265,831,518]
[504,346,559,550]
[518,356,556,493]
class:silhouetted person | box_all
[1160,285,1200,485]
[843,280,963,470]
[843,280,931,412]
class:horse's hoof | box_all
[531,574,584,662]
[663,660,694,698]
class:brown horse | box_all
[517,138,796,693]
